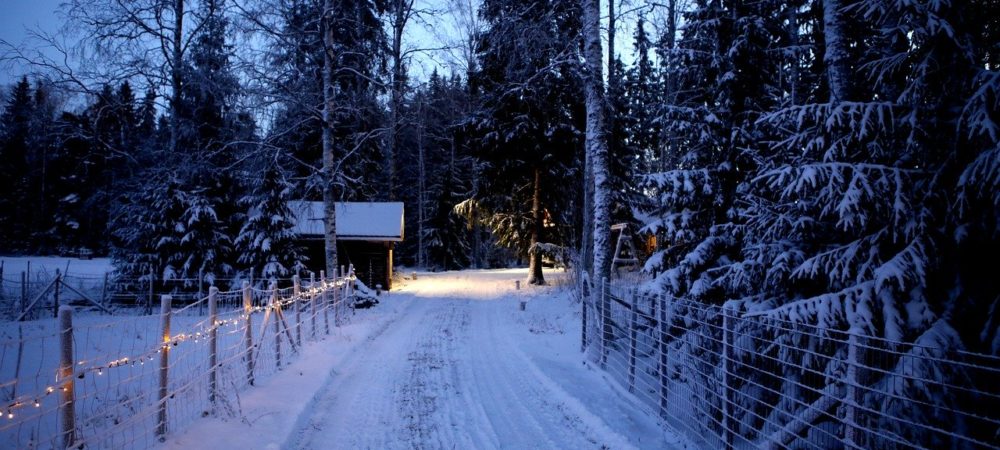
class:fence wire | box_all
[583,279,1000,450]
[0,274,360,449]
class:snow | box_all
[163,269,680,450]
[0,257,113,279]
[288,201,404,241]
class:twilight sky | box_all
[0,0,64,86]
[0,0,641,94]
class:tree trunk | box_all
[387,0,411,201]
[607,0,616,88]
[582,0,612,281]
[788,4,800,106]
[582,138,593,273]
[417,100,426,268]
[824,0,851,103]
[322,0,339,276]
[527,167,545,285]
[169,0,184,155]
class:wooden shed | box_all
[289,201,404,290]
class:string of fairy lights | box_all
[2,276,354,421]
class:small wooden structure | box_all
[611,223,640,275]
[289,201,405,290]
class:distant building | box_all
[289,201,404,290]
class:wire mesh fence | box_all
[583,278,1000,449]
[0,273,360,449]
[0,264,313,321]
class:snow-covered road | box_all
[165,269,679,450]
[286,270,676,450]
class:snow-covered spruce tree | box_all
[712,0,1000,446]
[622,16,662,177]
[0,78,37,252]
[110,174,186,285]
[236,165,305,280]
[641,0,777,302]
[637,0,784,439]
[396,73,473,270]
[471,0,583,285]
[169,0,255,287]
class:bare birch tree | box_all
[322,0,339,276]
[581,0,612,281]
[62,0,194,155]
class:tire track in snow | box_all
[462,300,638,450]
[288,273,644,450]
[286,297,434,450]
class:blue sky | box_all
[0,0,641,93]
[0,0,64,86]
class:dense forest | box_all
[1,0,998,355]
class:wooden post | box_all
[19,272,26,320]
[844,329,863,448]
[722,305,735,450]
[208,287,218,407]
[242,281,254,386]
[310,273,317,340]
[293,275,302,347]
[101,272,109,311]
[627,292,639,393]
[157,295,172,439]
[271,282,281,368]
[53,269,62,318]
[148,268,155,315]
[340,265,346,325]
[321,271,330,334]
[58,306,76,450]
[198,269,204,316]
[334,277,342,327]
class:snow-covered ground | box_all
[0,256,113,279]
[164,269,682,450]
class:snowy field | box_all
[164,269,682,450]
[0,275,356,449]
[0,256,114,279]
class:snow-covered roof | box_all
[288,201,404,241]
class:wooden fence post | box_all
[147,268,155,315]
[722,305,735,450]
[208,287,218,407]
[19,272,26,320]
[242,281,254,386]
[101,273,109,311]
[627,290,639,393]
[157,295,172,440]
[58,306,76,450]
[53,269,61,318]
[198,269,204,316]
[310,273,317,340]
[320,271,330,335]
[271,281,281,368]
[293,275,302,347]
